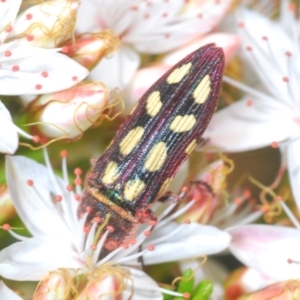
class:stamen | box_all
[278,198,300,229]
[287,258,300,265]
[1,224,29,241]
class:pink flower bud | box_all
[8,0,80,48]
[29,82,109,139]
[33,272,70,300]
[77,275,122,300]
[63,31,119,70]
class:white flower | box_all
[0,281,23,300]
[203,4,300,209]
[0,0,88,95]
[76,0,232,88]
[0,152,230,299]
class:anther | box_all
[184,219,191,224]
[74,168,82,176]
[2,224,11,231]
[27,179,34,186]
[147,245,155,251]
[61,46,69,53]
[26,35,34,41]
[90,244,97,250]
[149,220,157,226]
[285,51,292,57]
[246,46,252,51]
[84,226,90,233]
[238,22,244,28]
[243,190,251,198]
[5,51,12,57]
[60,150,68,157]
[271,141,278,148]
[72,76,78,81]
[262,36,268,41]
[235,197,242,205]
[183,292,191,299]
[129,238,136,245]
[282,76,289,82]
[35,84,42,90]
[12,65,19,72]
[107,225,115,232]
[26,13,33,20]
[32,135,40,143]
[5,25,12,33]
[181,186,189,193]
[74,178,82,186]
[74,194,81,201]
[93,216,101,223]
[86,206,92,213]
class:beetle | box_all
[78,44,224,251]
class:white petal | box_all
[204,96,298,152]
[0,101,18,154]
[6,155,74,240]
[162,33,240,66]
[0,237,83,281]
[0,43,88,95]
[89,45,140,89]
[123,268,162,300]
[287,140,300,211]
[0,281,23,300]
[143,222,231,264]
[0,0,22,43]
[239,9,298,104]
[228,225,300,281]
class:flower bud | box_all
[63,30,119,70]
[0,101,18,154]
[29,82,109,139]
[76,275,122,300]
[33,272,70,300]
[8,0,79,48]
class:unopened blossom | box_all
[0,0,88,95]
[0,185,15,223]
[64,30,120,70]
[76,0,233,88]
[0,153,230,299]
[125,33,240,111]
[204,4,300,209]
[28,82,110,139]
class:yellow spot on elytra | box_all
[158,177,173,195]
[124,179,145,201]
[193,75,211,104]
[185,139,197,154]
[146,91,162,117]
[166,62,192,84]
[102,161,119,184]
[119,126,144,155]
[169,115,196,132]
[144,142,168,172]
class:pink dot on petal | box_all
[246,46,252,51]
[147,245,155,251]
[26,35,34,41]
[41,71,48,78]
[66,184,73,191]
[27,179,34,186]
[35,84,42,90]
[2,224,10,230]
[246,99,253,107]
[4,51,12,57]
[56,195,63,202]
[12,65,19,72]
[26,13,33,20]
[5,25,12,33]
[285,51,292,57]
[262,36,268,41]
[283,76,289,82]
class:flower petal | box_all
[0,43,88,95]
[204,96,298,152]
[123,268,162,300]
[0,237,83,281]
[228,225,300,281]
[89,45,140,89]
[5,155,74,240]
[0,281,23,300]
[0,0,22,42]
[0,101,18,154]
[143,222,231,264]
